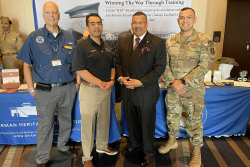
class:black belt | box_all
[51,81,72,87]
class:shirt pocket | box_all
[7,38,16,47]
[62,47,74,64]
[32,43,52,66]
[186,46,201,64]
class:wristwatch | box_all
[181,79,186,85]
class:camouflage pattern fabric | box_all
[164,30,216,146]
[166,88,205,146]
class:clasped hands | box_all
[99,81,114,92]
[120,77,142,89]
[170,79,187,94]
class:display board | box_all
[33,0,192,43]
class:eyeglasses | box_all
[132,21,145,25]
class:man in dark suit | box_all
[118,28,133,44]
[115,12,166,166]
[115,28,133,103]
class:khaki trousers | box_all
[79,84,111,161]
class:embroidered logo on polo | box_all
[36,36,44,43]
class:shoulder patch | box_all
[210,48,216,55]
[19,35,22,38]
[208,40,215,47]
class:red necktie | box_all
[133,38,140,51]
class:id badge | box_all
[52,60,62,66]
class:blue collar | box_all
[42,24,62,36]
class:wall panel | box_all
[205,0,227,71]
[191,0,208,33]
[1,0,34,40]
[192,0,227,71]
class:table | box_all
[121,85,250,137]
[0,86,121,145]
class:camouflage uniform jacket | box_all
[164,30,216,95]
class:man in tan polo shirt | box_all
[0,16,23,81]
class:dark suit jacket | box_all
[117,29,133,44]
[115,32,166,107]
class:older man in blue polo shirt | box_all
[17,1,79,167]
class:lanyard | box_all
[50,39,59,60]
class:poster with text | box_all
[33,0,192,52]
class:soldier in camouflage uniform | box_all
[158,8,216,167]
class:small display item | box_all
[204,70,214,85]
[213,70,225,86]
[214,81,225,86]
[204,81,214,86]
[2,69,19,84]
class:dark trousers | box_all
[123,94,156,157]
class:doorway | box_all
[222,0,250,77]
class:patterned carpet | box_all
[1,134,250,167]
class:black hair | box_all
[181,7,195,15]
[133,12,147,22]
[9,21,12,24]
[86,13,102,26]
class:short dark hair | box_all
[86,13,102,26]
[181,7,195,16]
[133,12,147,22]
[9,21,12,24]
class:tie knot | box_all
[135,38,140,43]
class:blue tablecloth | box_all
[0,86,121,145]
[122,85,250,137]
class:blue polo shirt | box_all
[17,25,76,84]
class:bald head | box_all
[43,1,59,13]
[42,1,60,28]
